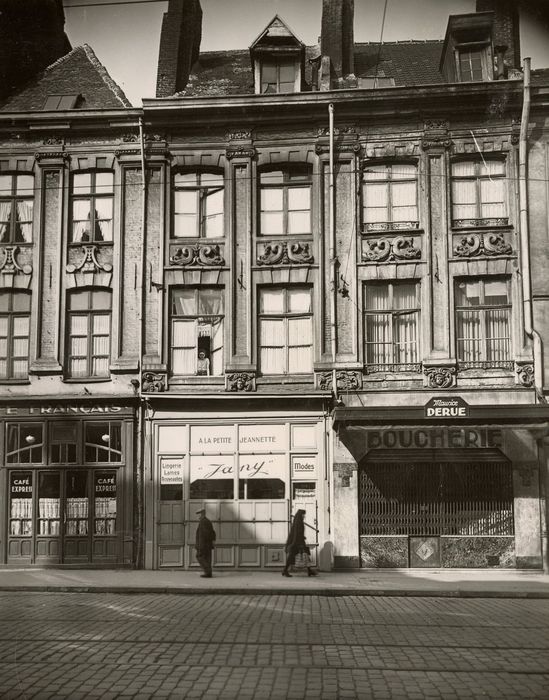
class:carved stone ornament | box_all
[421,136,452,150]
[121,133,139,142]
[423,119,449,131]
[315,143,361,155]
[317,125,356,136]
[0,246,32,276]
[114,148,140,159]
[169,244,225,267]
[453,217,508,229]
[362,236,421,263]
[226,372,256,392]
[227,130,252,140]
[257,241,313,266]
[66,245,113,274]
[424,366,456,389]
[317,371,362,391]
[453,232,513,258]
[516,363,534,388]
[42,135,64,146]
[142,371,167,392]
[364,221,419,233]
[34,151,71,162]
[226,147,256,160]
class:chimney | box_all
[156,0,202,98]
[320,0,355,87]
[476,0,520,69]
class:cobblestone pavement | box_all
[1,593,548,699]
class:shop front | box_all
[144,408,328,570]
[332,402,548,570]
[0,402,136,567]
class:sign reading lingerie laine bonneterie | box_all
[190,453,286,481]
[160,458,184,485]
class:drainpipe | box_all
[134,116,147,568]
[518,58,545,402]
[329,103,338,402]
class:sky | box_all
[63,0,549,106]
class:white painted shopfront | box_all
[144,411,328,570]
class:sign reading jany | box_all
[425,396,469,418]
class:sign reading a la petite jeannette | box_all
[425,396,469,418]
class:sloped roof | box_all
[179,39,445,97]
[0,44,131,112]
[250,15,304,49]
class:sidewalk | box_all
[1,567,549,598]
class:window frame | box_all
[451,158,508,227]
[258,166,313,237]
[258,286,313,376]
[70,170,114,244]
[455,43,490,82]
[361,162,419,232]
[454,276,512,369]
[172,171,224,240]
[169,287,225,377]
[363,281,421,371]
[66,289,112,380]
[0,173,34,245]
[259,59,298,94]
[0,290,31,381]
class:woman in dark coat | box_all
[282,509,317,577]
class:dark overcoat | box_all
[195,516,216,555]
[285,512,309,564]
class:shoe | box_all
[200,574,212,578]
[282,571,292,577]
[307,569,318,577]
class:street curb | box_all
[1,586,548,598]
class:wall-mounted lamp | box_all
[24,435,36,445]
[101,434,111,443]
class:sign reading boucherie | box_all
[424,396,469,418]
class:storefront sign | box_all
[191,425,234,452]
[11,475,32,494]
[425,397,469,418]
[160,458,184,485]
[190,454,286,481]
[95,475,116,493]
[239,424,286,452]
[0,404,127,416]
[292,456,317,479]
[366,427,502,450]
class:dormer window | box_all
[440,13,495,83]
[458,46,485,82]
[261,60,297,94]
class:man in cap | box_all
[195,507,216,578]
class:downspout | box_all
[135,116,147,568]
[518,58,545,402]
[329,103,338,402]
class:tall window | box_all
[0,174,34,243]
[458,48,485,82]
[259,167,312,236]
[260,60,297,94]
[67,290,111,378]
[451,160,507,225]
[259,287,312,375]
[171,288,224,376]
[0,291,31,380]
[173,172,224,239]
[364,282,420,370]
[362,164,418,231]
[455,278,511,368]
[71,172,114,243]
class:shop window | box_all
[259,167,312,236]
[9,471,33,536]
[6,423,44,464]
[0,290,31,380]
[170,287,224,376]
[259,287,313,375]
[38,472,61,536]
[173,172,224,239]
[239,479,285,499]
[189,454,234,499]
[260,59,297,94]
[50,422,78,464]
[65,470,89,536]
[85,422,122,463]
[451,159,507,227]
[67,289,111,379]
[364,281,420,371]
[362,163,418,232]
[238,453,286,499]
[70,171,114,243]
[0,173,34,243]
[455,277,511,368]
[94,471,117,535]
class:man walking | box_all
[195,507,216,578]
